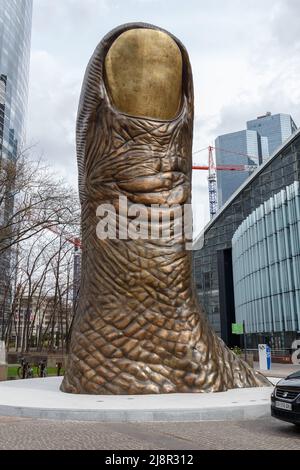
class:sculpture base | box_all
[0,377,277,422]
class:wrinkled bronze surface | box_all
[104,29,182,120]
[61,23,270,394]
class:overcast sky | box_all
[27,0,300,236]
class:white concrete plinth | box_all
[0,377,274,422]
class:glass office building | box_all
[0,0,33,338]
[0,0,33,161]
[216,113,298,210]
[215,129,267,207]
[232,182,300,342]
[193,129,300,349]
[247,112,297,157]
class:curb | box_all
[0,402,270,422]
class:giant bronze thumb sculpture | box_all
[61,23,269,394]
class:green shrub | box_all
[231,346,242,356]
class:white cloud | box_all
[27,49,80,183]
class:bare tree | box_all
[0,149,79,254]
[0,148,80,346]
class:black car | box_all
[271,370,300,426]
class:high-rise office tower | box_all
[247,112,297,157]
[0,0,33,160]
[216,130,265,208]
[216,112,298,208]
[0,0,33,338]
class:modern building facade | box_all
[0,0,33,160]
[232,182,300,345]
[247,112,298,157]
[215,130,264,208]
[216,112,297,208]
[193,128,300,350]
[0,0,33,338]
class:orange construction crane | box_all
[192,145,258,172]
[46,224,81,249]
[192,145,258,218]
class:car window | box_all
[287,371,300,379]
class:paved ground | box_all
[254,362,300,378]
[0,416,298,450]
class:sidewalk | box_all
[254,361,300,378]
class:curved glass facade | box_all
[232,182,300,335]
[0,0,33,160]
